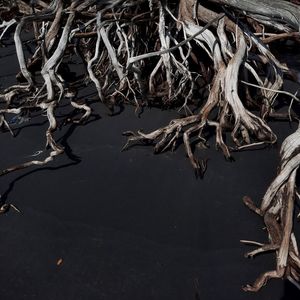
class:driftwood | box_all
[0,0,300,292]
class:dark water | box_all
[1,37,300,300]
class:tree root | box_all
[0,0,300,292]
[242,126,300,292]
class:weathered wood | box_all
[209,0,300,30]
[0,0,300,293]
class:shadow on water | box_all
[281,280,300,300]
[0,119,95,205]
[110,102,125,117]
[13,120,48,137]
[1,103,105,205]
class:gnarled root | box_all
[123,0,281,173]
[242,125,300,292]
[0,0,300,291]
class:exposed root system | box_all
[1,0,300,292]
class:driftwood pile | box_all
[1,0,300,292]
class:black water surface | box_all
[1,37,300,300]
